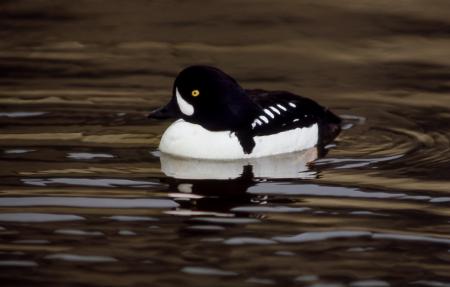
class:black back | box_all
[246,89,341,145]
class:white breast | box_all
[159,119,318,160]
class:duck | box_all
[148,65,341,160]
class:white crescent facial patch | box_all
[176,88,194,116]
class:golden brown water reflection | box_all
[1,1,449,286]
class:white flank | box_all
[159,119,318,160]
[288,102,296,108]
[175,88,194,116]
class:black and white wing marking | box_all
[235,90,341,154]
[247,89,326,136]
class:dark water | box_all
[1,1,450,286]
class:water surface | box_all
[1,1,449,286]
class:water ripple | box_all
[21,178,160,188]
[0,197,178,208]
[181,266,238,277]
[45,253,117,263]
[0,260,38,267]
[0,213,84,222]
[274,231,450,245]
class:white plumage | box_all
[159,119,318,160]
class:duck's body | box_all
[148,66,341,160]
[159,118,319,160]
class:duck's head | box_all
[148,65,256,131]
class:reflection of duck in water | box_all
[148,65,340,160]
[164,165,257,213]
[160,148,318,180]
[160,149,318,214]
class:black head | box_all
[148,65,257,131]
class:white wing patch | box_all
[251,102,299,129]
[277,104,287,111]
[176,88,194,116]
[259,115,269,123]
[264,109,275,119]
[270,106,281,115]
[251,118,263,128]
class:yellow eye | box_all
[191,89,200,97]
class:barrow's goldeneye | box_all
[148,65,341,159]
